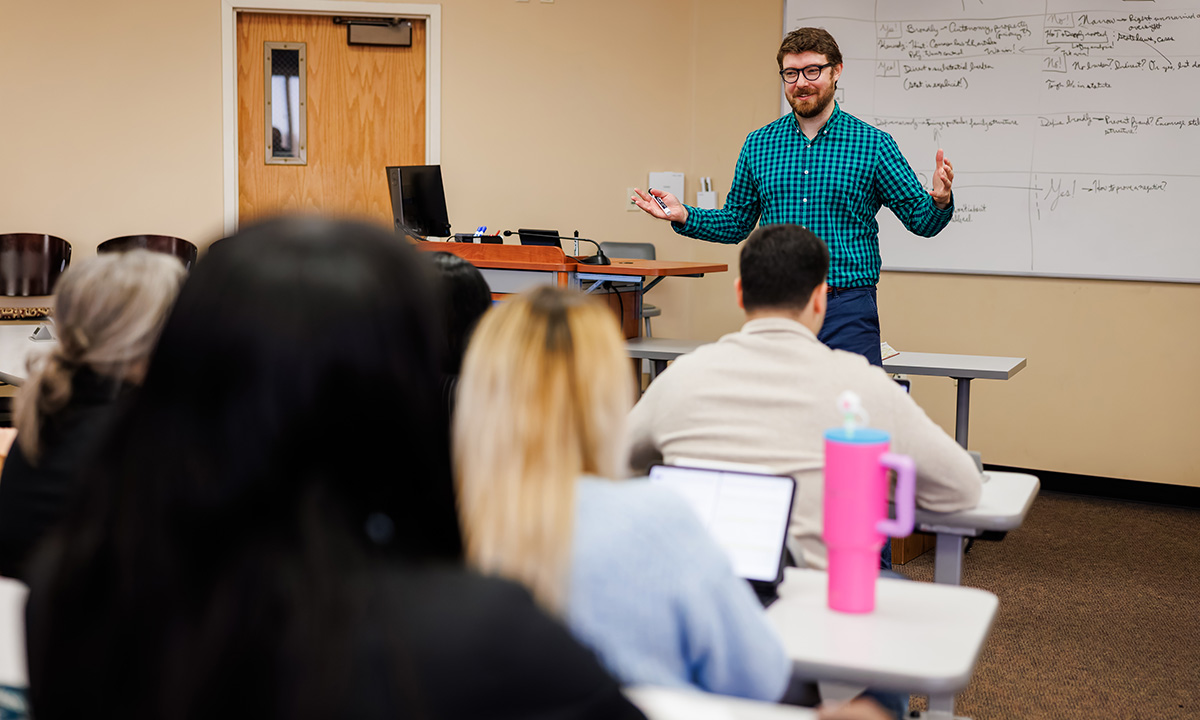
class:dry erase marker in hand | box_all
[649,188,671,216]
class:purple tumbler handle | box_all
[875,452,915,537]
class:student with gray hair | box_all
[0,249,185,581]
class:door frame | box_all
[221,0,442,234]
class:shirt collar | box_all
[788,101,843,142]
[739,316,820,342]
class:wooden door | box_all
[237,12,426,225]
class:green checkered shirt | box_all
[674,103,953,288]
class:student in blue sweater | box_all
[454,286,792,702]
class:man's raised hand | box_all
[930,149,954,209]
[631,188,688,224]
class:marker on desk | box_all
[649,188,671,216]
[474,226,487,238]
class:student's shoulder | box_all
[632,338,733,401]
[372,565,646,720]
[658,330,756,372]
[578,478,695,524]
[377,564,535,620]
[823,348,915,404]
[577,479,717,555]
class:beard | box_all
[787,81,836,119]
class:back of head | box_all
[27,215,461,719]
[739,224,830,314]
[777,26,843,68]
[427,251,492,376]
[14,249,185,460]
[127,214,461,561]
[454,286,631,611]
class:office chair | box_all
[0,234,72,297]
[98,235,198,270]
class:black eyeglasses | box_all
[779,63,834,84]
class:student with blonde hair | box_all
[455,286,792,702]
[0,249,185,581]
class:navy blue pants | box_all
[818,287,883,367]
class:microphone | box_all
[501,231,611,265]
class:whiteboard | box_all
[783,0,1200,283]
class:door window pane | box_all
[264,43,306,164]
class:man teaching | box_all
[632,27,955,366]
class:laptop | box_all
[648,463,796,607]
[517,228,562,250]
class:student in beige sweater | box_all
[628,224,982,571]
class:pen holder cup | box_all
[823,428,916,614]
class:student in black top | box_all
[23,217,643,720]
[0,250,185,581]
[427,251,492,410]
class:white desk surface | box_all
[0,323,53,384]
[915,471,1040,534]
[0,578,28,687]
[883,352,1026,381]
[766,568,997,695]
[626,686,816,720]
[626,337,708,361]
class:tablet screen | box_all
[648,465,795,584]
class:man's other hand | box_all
[930,148,954,209]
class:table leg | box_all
[934,532,965,585]
[954,378,971,448]
[651,358,667,380]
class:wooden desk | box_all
[883,352,1026,448]
[579,258,728,293]
[417,242,726,338]
[767,567,997,718]
[417,242,725,285]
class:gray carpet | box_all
[896,491,1200,719]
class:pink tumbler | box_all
[823,427,916,613]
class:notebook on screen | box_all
[648,464,796,605]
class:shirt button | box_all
[804,170,809,175]
[802,198,807,203]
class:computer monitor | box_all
[386,165,451,238]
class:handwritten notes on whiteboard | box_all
[783,0,1200,282]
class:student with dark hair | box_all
[629,224,981,572]
[737,223,831,312]
[428,251,491,376]
[0,250,185,581]
[427,251,491,407]
[24,216,644,720]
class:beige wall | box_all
[0,0,1195,487]
[0,0,226,248]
